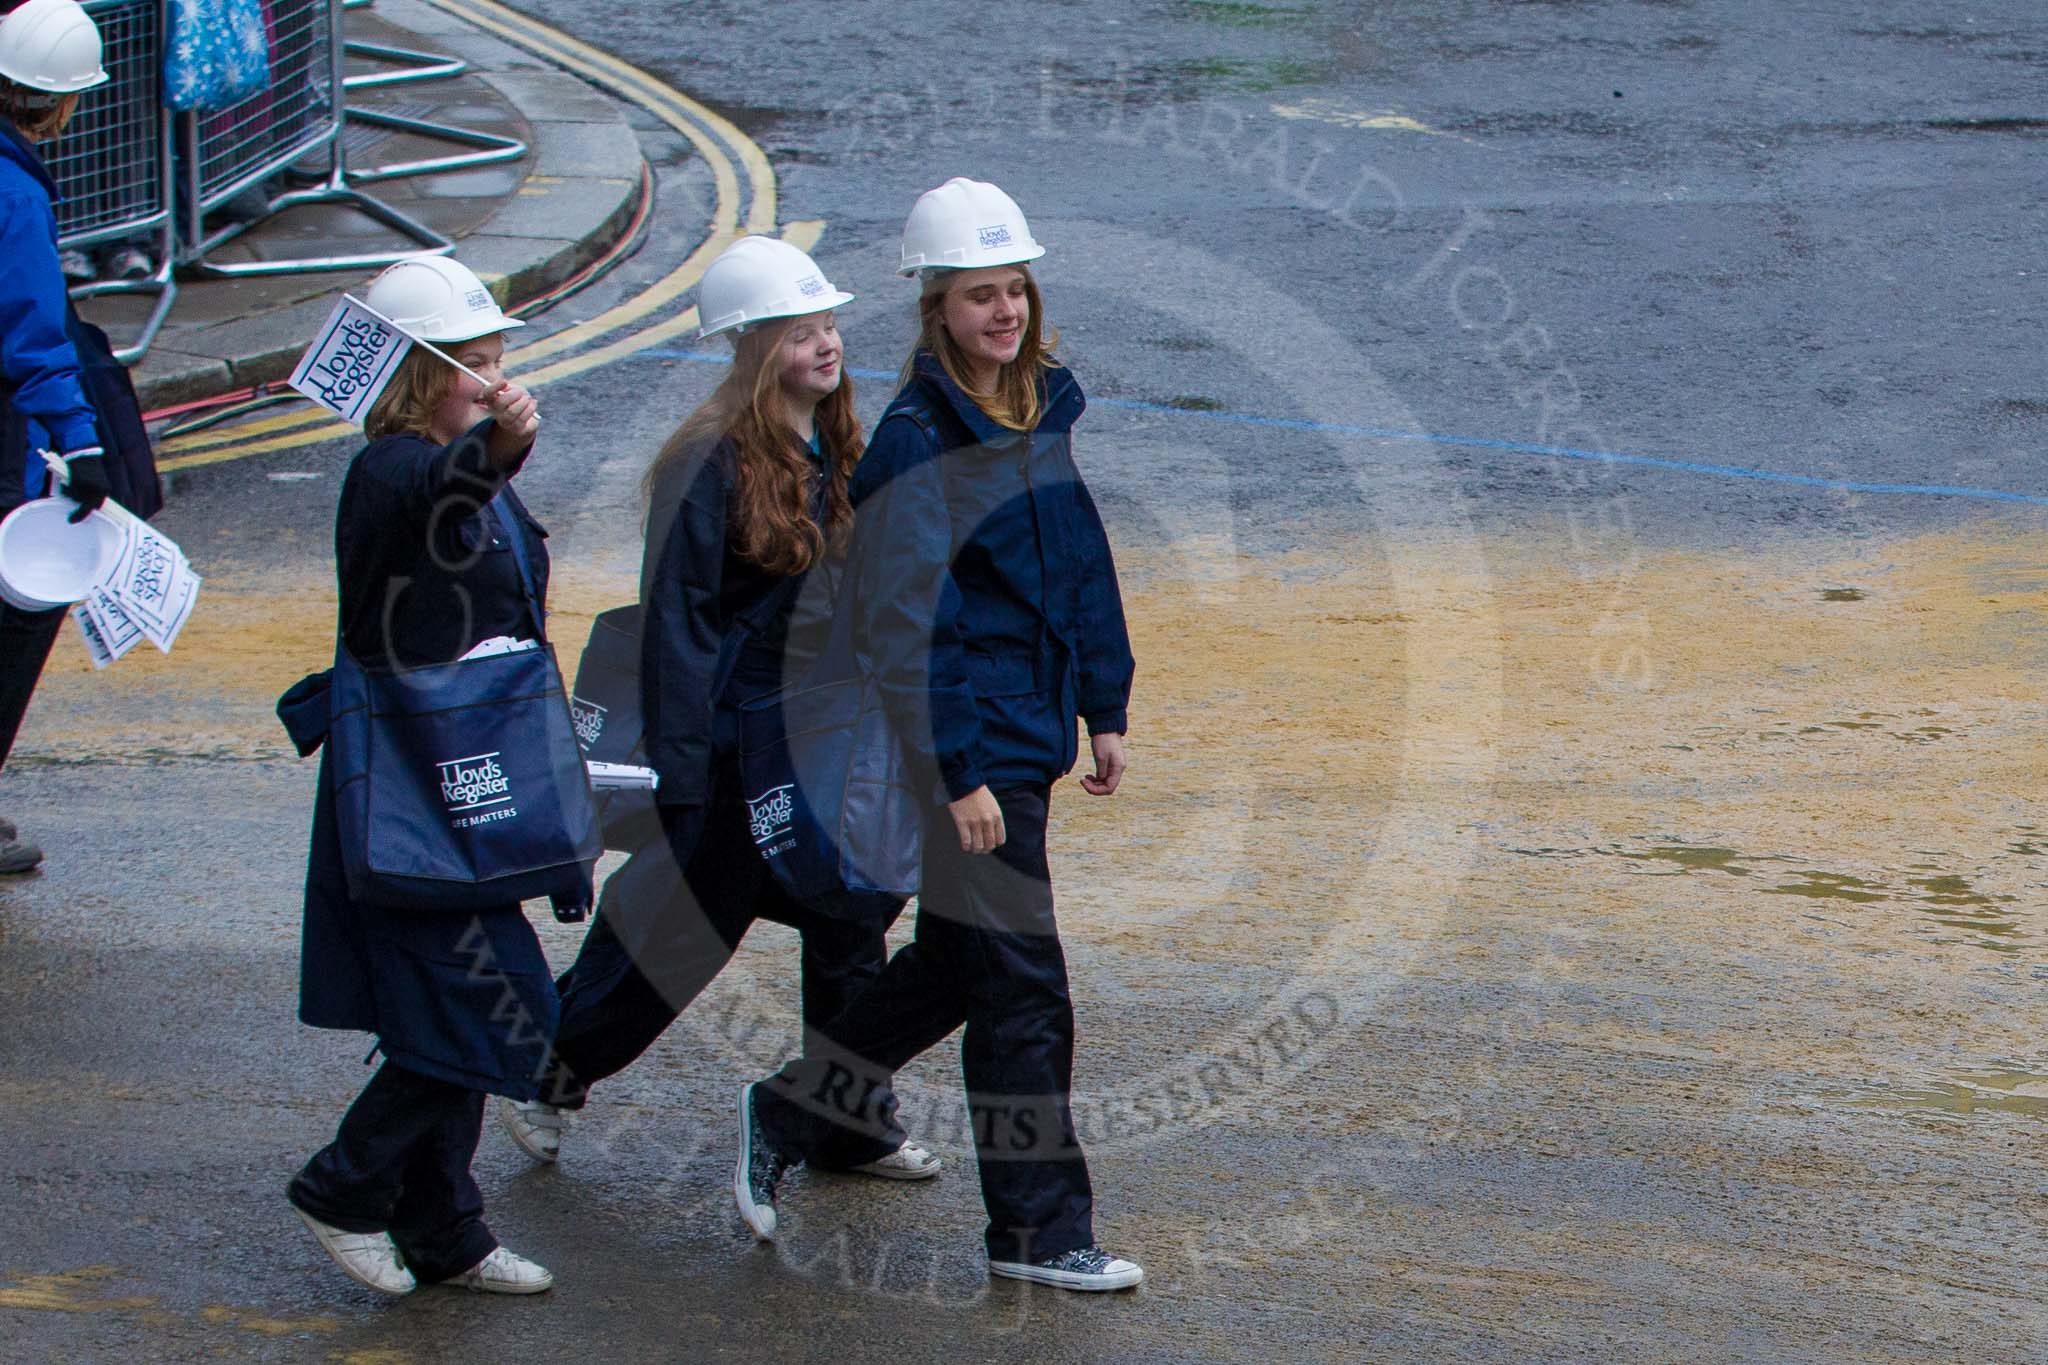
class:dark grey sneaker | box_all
[988,1245,1144,1292]
[0,835,43,874]
[734,1082,794,1241]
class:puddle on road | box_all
[1818,587,1867,602]
[1507,839,2034,953]
[1759,871,1890,903]
[1844,1066,2048,1119]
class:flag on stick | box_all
[288,295,416,424]
[287,293,492,424]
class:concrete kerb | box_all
[119,10,650,413]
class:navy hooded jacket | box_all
[850,353,1133,800]
[639,433,843,808]
[297,417,560,1098]
[0,116,99,510]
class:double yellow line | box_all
[159,0,804,471]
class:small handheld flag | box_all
[288,294,491,424]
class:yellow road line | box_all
[160,0,788,471]
[157,221,824,473]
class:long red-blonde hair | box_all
[645,315,861,576]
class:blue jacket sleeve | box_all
[639,452,726,808]
[0,187,100,455]
[1069,471,1135,735]
[851,417,988,801]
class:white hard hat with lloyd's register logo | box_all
[697,235,855,339]
[0,0,110,95]
[898,177,1046,276]
[362,255,524,343]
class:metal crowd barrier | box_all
[177,0,450,276]
[49,0,175,363]
[340,0,524,185]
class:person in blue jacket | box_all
[734,179,1144,1293]
[0,0,115,875]
[502,237,938,1182]
[283,256,560,1298]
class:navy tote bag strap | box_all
[490,493,547,643]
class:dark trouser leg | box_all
[756,900,971,1166]
[759,785,1095,1259]
[934,785,1093,1263]
[0,601,65,772]
[384,1087,497,1282]
[288,1060,497,1279]
[770,900,897,1168]
[540,809,751,1108]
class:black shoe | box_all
[0,835,43,875]
[734,1082,794,1241]
[988,1245,1145,1292]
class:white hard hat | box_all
[0,0,109,95]
[362,255,524,343]
[698,235,854,339]
[898,177,1045,277]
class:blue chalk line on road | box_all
[638,347,2048,510]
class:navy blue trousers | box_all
[288,1059,498,1282]
[0,600,63,772]
[758,782,1096,1263]
[541,759,895,1169]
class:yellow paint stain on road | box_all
[0,1266,344,1340]
[200,1303,343,1336]
[0,1265,155,1314]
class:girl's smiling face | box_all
[938,267,1029,387]
[775,311,844,409]
[426,332,508,445]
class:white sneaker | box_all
[498,1097,571,1163]
[988,1245,1144,1292]
[292,1204,415,1296]
[848,1139,942,1181]
[446,1246,554,1294]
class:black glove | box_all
[60,448,111,523]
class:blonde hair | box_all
[362,345,460,442]
[905,264,1059,432]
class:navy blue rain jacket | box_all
[0,117,99,511]
[297,419,560,1098]
[851,353,1133,800]
[639,434,842,809]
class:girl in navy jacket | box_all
[286,257,559,1298]
[513,237,939,1181]
[737,180,1144,1293]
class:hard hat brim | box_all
[898,243,1046,278]
[413,315,527,343]
[697,289,856,340]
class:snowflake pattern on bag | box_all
[162,0,271,112]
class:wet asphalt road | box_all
[5,2,2048,1362]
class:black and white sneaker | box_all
[988,1245,1144,1292]
[734,1082,794,1241]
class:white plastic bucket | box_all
[0,497,124,611]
